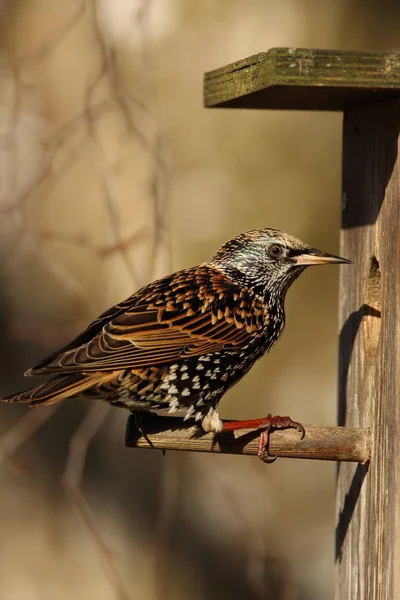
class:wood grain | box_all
[204,48,400,110]
[336,99,400,599]
[125,414,370,463]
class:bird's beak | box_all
[293,250,352,266]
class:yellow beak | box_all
[293,251,352,266]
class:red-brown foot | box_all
[222,414,305,463]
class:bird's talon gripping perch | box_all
[258,415,306,463]
[257,427,278,463]
[134,411,155,449]
[222,414,305,463]
[265,414,306,440]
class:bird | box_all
[1,229,351,460]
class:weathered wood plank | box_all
[204,48,400,110]
[125,414,370,463]
[336,99,400,599]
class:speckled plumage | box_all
[1,228,350,434]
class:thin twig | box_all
[0,406,58,466]
[63,403,131,600]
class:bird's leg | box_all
[133,410,155,449]
[221,414,305,463]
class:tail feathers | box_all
[1,373,111,406]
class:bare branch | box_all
[1,3,172,597]
[0,406,58,466]
[13,1,87,68]
[63,403,132,600]
[63,402,108,490]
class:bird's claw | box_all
[257,414,305,463]
[134,410,155,449]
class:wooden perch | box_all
[125,413,370,463]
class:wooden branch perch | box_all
[125,413,370,463]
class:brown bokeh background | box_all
[0,2,399,599]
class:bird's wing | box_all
[27,266,266,375]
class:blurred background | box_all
[0,1,399,599]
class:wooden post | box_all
[125,47,400,599]
[203,47,400,600]
[337,100,400,599]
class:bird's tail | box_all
[1,373,110,407]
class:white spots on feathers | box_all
[168,398,179,413]
[192,374,201,390]
[183,405,195,420]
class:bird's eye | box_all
[268,244,284,259]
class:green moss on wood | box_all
[204,48,400,111]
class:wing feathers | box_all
[27,266,266,376]
[3,372,116,405]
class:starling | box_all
[1,229,350,460]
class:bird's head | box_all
[210,228,351,299]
